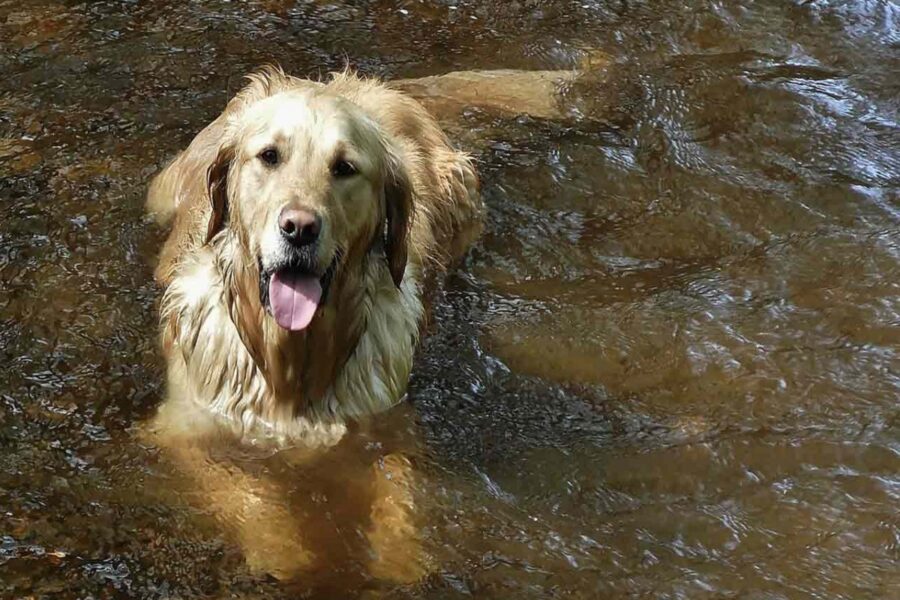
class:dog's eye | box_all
[259,148,279,166]
[330,159,357,178]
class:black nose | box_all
[278,208,320,246]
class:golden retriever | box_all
[143,61,596,584]
[145,66,481,581]
[149,66,481,440]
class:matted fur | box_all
[149,66,481,445]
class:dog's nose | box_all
[278,208,320,246]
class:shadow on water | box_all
[1,0,898,598]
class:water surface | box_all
[1,1,898,598]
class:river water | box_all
[1,1,898,598]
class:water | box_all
[1,0,898,597]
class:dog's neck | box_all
[225,254,370,412]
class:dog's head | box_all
[205,89,412,331]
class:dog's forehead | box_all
[242,91,361,144]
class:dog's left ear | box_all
[205,144,234,244]
[384,151,413,288]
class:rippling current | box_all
[1,1,898,598]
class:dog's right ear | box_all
[205,144,234,244]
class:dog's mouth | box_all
[259,255,338,332]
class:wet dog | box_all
[149,66,481,441]
[146,66,481,580]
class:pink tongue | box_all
[268,270,323,331]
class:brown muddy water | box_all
[2,1,899,598]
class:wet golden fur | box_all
[148,67,481,444]
[145,67,481,581]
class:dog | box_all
[145,66,482,581]
[149,66,482,441]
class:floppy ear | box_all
[205,144,234,244]
[383,153,413,288]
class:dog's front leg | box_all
[172,442,315,579]
[147,399,314,580]
[366,452,428,583]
